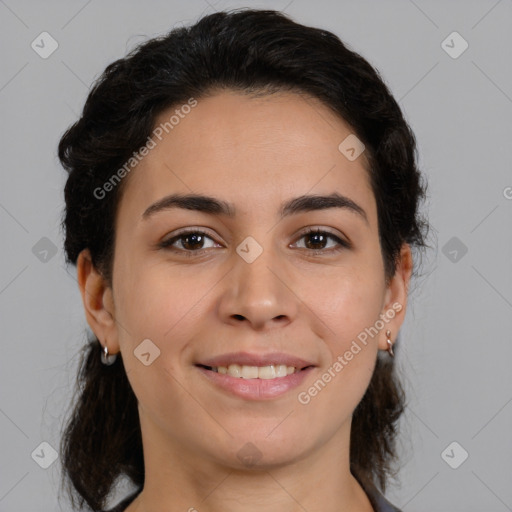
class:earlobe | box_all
[76,249,120,354]
[379,244,413,353]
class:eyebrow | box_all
[141,192,368,224]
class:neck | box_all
[126,414,374,512]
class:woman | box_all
[58,8,429,512]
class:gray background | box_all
[1,0,511,511]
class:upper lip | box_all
[196,351,316,369]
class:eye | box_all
[158,227,350,257]
[158,229,220,255]
[292,228,350,254]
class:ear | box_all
[76,249,120,354]
[378,243,413,352]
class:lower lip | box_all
[195,365,315,400]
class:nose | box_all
[217,241,299,331]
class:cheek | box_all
[308,263,386,342]
[113,262,205,422]
[303,262,384,398]
[297,271,382,426]
[114,255,199,339]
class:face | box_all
[80,89,410,471]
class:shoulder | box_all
[369,490,403,512]
[359,477,403,512]
[103,490,141,512]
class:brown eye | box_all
[159,230,218,253]
[177,232,207,251]
[293,228,350,253]
[304,231,329,250]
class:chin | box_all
[211,432,312,471]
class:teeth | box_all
[241,365,259,379]
[211,364,299,379]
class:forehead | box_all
[118,90,375,222]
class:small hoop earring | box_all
[385,330,394,357]
[101,344,118,365]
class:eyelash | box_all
[158,227,350,257]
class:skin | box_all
[77,89,412,512]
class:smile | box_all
[199,363,304,379]
[195,364,315,400]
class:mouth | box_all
[194,361,316,400]
[195,363,314,379]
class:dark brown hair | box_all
[58,8,429,511]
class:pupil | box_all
[184,233,203,250]
[306,233,326,250]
